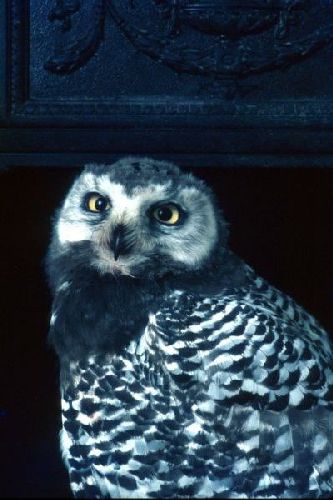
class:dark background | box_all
[0,165,332,498]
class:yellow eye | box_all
[85,193,110,213]
[152,204,181,225]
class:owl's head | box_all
[48,157,229,284]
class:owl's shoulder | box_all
[161,258,327,341]
[154,263,333,411]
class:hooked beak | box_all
[110,224,135,261]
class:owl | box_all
[46,157,333,498]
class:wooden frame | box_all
[2,0,333,168]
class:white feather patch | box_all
[57,220,92,244]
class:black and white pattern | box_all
[47,157,333,498]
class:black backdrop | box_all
[1,165,332,498]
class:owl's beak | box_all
[110,224,135,261]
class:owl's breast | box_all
[61,346,204,497]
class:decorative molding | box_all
[3,151,333,170]
[9,95,333,127]
[0,0,7,120]
[44,0,333,79]
[108,0,333,79]
[5,0,333,131]
[44,0,105,74]
[10,0,29,116]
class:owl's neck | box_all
[164,249,249,295]
[47,239,248,361]
[48,264,164,361]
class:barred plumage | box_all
[47,157,333,498]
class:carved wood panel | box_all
[2,0,333,167]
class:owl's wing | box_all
[152,284,333,497]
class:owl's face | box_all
[53,157,227,279]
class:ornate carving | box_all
[48,0,81,32]
[151,0,280,37]
[8,0,333,124]
[44,0,105,74]
[45,0,333,80]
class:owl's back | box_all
[60,264,333,498]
